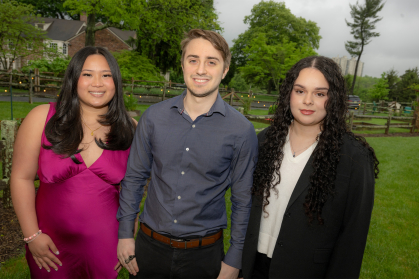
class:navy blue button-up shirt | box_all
[117,91,258,269]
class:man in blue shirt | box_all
[117,29,258,279]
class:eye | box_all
[189,59,197,64]
[315,92,327,97]
[82,73,91,77]
[103,74,112,78]
[295,89,304,94]
[208,60,217,65]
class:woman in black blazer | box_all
[242,56,379,279]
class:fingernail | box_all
[55,269,58,271]
[39,267,42,269]
[59,264,62,266]
[56,251,60,255]
[47,270,50,272]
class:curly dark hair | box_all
[43,46,135,158]
[252,56,379,224]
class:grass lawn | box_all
[0,101,48,121]
[1,103,418,278]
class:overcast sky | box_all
[215,0,419,78]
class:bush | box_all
[21,57,71,76]
[123,94,137,111]
[269,104,277,114]
[112,50,165,84]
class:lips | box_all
[300,109,315,115]
[192,77,210,85]
[89,91,105,96]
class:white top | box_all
[257,133,317,258]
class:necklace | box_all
[81,118,102,136]
[289,129,318,158]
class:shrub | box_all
[269,104,277,114]
[21,57,71,76]
[123,94,137,111]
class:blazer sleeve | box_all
[326,146,375,278]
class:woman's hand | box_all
[28,233,62,272]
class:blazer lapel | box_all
[285,154,315,211]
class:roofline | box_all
[67,26,134,50]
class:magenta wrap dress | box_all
[26,103,131,279]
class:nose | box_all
[196,61,207,75]
[92,74,103,87]
[303,92,313,105]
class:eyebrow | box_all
[294,84,329,91]
[186,54,220,62]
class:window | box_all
[27,43,33,50]
[63,43,67,54]
[50,42,57,51]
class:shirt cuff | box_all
[223,245,242,269]
[118,220,135,239]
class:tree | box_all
[0,1,51,71]
[239,33,317,94]
[64,0,141,46]
[367,72,389,101]
[228,72,250,92]
[395,68,419,102]
[385,68,400,101]
[16,0,79,20]
[21,57,71,76]
[345,0,385,94]
[231,1,321,68]
[133,0,222,73]
[112,50,164,82]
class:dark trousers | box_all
[130,225,224,279]
[251,252,271,279]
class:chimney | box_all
[80,12,87,23]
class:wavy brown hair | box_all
[43,47,135,159]
[252,56,379,224]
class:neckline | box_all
[76,149,106,169]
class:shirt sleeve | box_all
[223,124,258,269]
[117,109,153,239]
[325,147,375,277]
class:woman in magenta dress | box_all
[11,46,136,278]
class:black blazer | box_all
[242,128,375,279]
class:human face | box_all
[77,54,115,109]
[290,68,329,128]
[182,38,229,98]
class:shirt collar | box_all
[171,90,226,117]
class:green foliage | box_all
[345,74,379,101]
[21,57,71,76]
[64,0,140,46]
[345,0,385,94]
[395,68,419,102]
[367,72,389,101]
[239,34,317,92]
[242,96,252,115]
[133,0,222,73]
[231,1,321,68]
[112,50,164,83]
[268,105,277,115]
[123,94,137,111]
[0,0,51,70]
[385,68,400,101]
[16,0,79,20]
[228,73,249,92]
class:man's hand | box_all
[117,238,139,276]
[217,261,240,279]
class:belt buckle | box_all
[170,238,188,249]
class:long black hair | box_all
[253,56,379,224]
[43,46,135,156]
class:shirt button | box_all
[178,196,181,199]
[181,171,185,175]
[186,147,189,151]
[192,124,196,128]
[174,220,177,223]
[279,241,284,247]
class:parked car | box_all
[347,95,361,109]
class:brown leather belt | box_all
[140,223,222,249]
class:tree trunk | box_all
[349,46,364,95]
[85,13,97,47]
